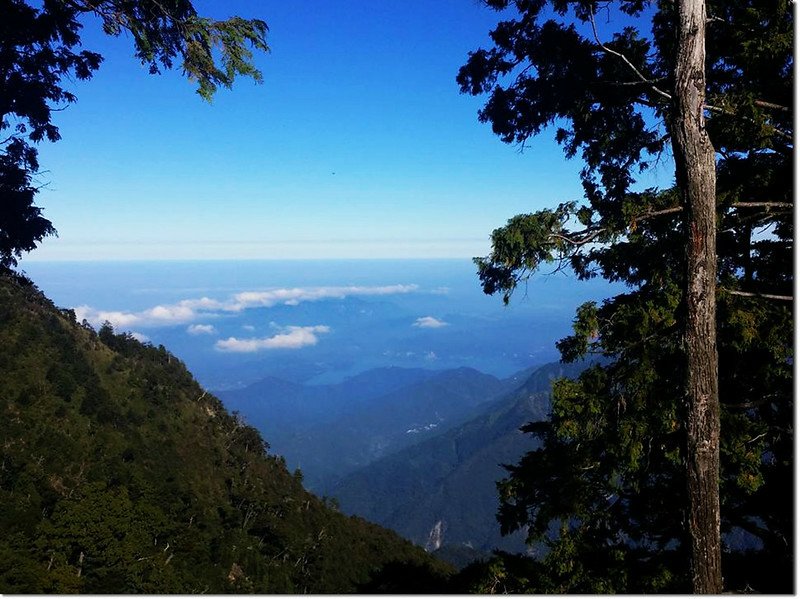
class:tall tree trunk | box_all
[669,0,722,593]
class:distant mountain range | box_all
[331,360,590,564]
[218,366,437,429]
[217,353,591,566]
[218,366,520,491]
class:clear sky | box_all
[25,0,672,262]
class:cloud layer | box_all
[74,284,418,330]
[413,316,448,329]
[215,325,330,353]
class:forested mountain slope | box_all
[0,272,451,593]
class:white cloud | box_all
[187,324,217,335]
[215,325,331,353]
[228,284,418,311]
[75,304,197,329]
[130,331,150,343]
[73,284,418,330]
[179,297,225,310]
[148,304,196,323]
[413,316,448,329]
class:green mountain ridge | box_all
[0,272,451,593]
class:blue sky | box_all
[25,0,672,262]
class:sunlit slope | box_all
[0,272,450,593]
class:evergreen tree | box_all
[0,0,269,267]
[458,0,792,592]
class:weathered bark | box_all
[669,0,722,594]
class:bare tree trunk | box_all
[669,0,722,593]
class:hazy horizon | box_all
[20,258,620,390]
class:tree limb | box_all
[641,206,683,218]
[703,104,793,141]
[588,9,792,143]
[723,398,767,410]
[545,201,786,254]
[588,10,672,102]
[723,290,793,301]
[728,202,792,210]
[548,229,604,247]
[754,100,790,112]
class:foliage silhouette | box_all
[0,0,268,266]
[458,0,792,592]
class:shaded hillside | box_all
[221,366,514,492]
[0,272,451,593]
[332,360,589,562]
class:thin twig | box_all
[588,10,672,101]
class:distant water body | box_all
[22,259,480,312]
[19,259,619,389]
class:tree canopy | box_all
[458,0,792,592]
[0,0,269,267]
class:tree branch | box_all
[754,100,790,112]
[723,289,793,301]
[641,206,683,218]
[728,202,792,211]
[588,10,672,102]
[703,104,793,141]
[724,394,781,410]
[548,228,604,247]
[545,201,786,255]
[587,11,792,143]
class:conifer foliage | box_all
[458,0,792,592]
[0,0,269,266]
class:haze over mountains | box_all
[333,360,590,562]
[219,356,591,565]
[219,366,515,491]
